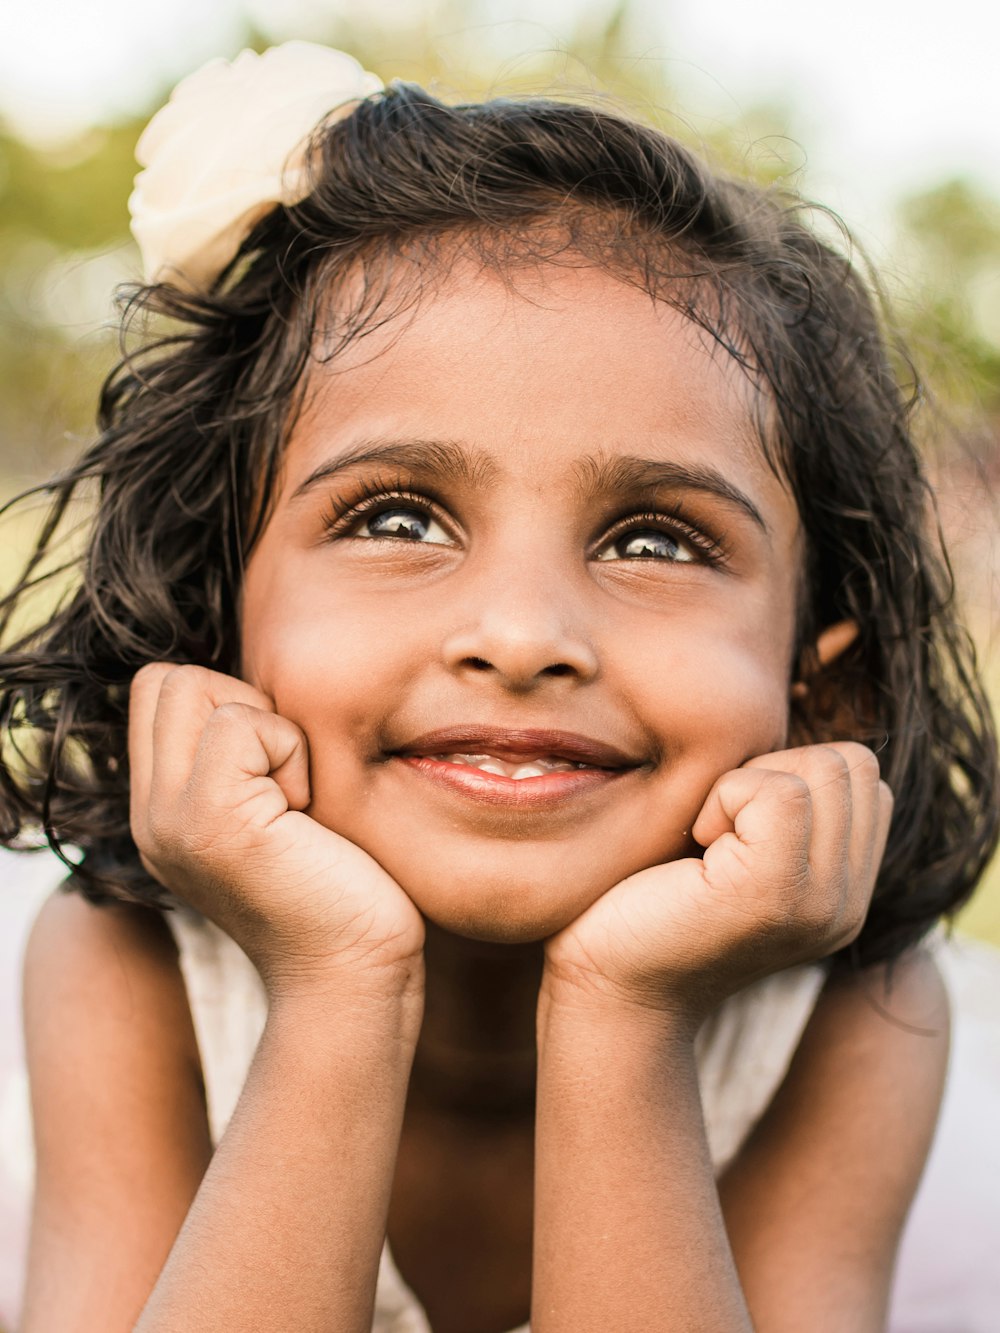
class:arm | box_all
[719,949,948,1329]
[533,948,947,1332]
[21,890,423,1333]
[533,741,917,1330]
[21,891,213,1330]
[22,663,427,1331]
[534,984,750,1331]
[136,962,421,1331]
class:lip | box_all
[387,725,645,813]
[390,725,643,769]
[392,754,634,810]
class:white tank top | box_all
[166,906,825,1333]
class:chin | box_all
[396,865,606,945]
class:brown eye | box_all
[598,528,697,563]
[354,506,451,544]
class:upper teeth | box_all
[433,752,585,779]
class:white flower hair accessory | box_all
[128,42,383,292]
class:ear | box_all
[815,618,859,669]
[790,619,858,698]
[789,621,864,730]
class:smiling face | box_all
[240,257,804,942]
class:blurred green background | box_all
[1,0,997,942]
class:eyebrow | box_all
[292,437,767,532]
[573,452,768,532]
[292,438,499,497]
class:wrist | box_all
[535,977,703,1135]
[266,953,425,1049]
[538,963,700,1049]
[539,955,705,1042]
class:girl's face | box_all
[241,260,804,942]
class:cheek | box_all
[673,648,789,759]
[626,608,794,771]
[239,570,424,774]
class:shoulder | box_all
[817,942,948,1025]
[27,881,180,973]
[800,945,949,1117]
[720,947,948,1328]
[24,888,199,1066]
[22,890,212,1329]
[746,946,949,1191]
[23,886,208,1169]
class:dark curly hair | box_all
[1,84,997,966]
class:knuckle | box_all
[798,898,837,946]
[130,660,173,699]
[834,882,871,945]
[159,663,209,697]
[793,747,850,793]
[138,851,167,886]
[145,803,177,851]
[843,909,867,944]
[130,817,151,856]
[770,771,811,805]
[834,741,880,776]
[814,745,852,778]
[833,909,866,950]
[210,700,255,728]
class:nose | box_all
[441,568,599,693]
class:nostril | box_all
[542,663,574,677]
[465,657,492,671]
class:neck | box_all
[408,919,544,1119]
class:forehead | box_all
[287,258,792,522]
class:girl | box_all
[1,41,998,1333]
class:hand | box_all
[543,743,893,1025]
[129,663,425,998]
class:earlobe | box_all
[790,619,859,697]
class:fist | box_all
[128,663,424,996]
[544,743,893,1021]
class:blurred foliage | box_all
[0,0,998,940]
[897,178,1000,415]
[0,120,140,480]
[0,1,998,477]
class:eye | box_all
[595,511,722,565]
[597,528,696,563]
[357,505,450,543]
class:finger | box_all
[804,743,883,926]
[128,662,179,837]
[745,742,884,943]
[837,742,885,894]
[874,780,894,867]
[692,766,813,895]
[847,778,894,935]
[149,665,277,802]
[188,702,311,813]
[743,744,866,896]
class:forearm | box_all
[532,983,752,1333]
[136,975,423,1332]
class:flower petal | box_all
[129,42,384,291]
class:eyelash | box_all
[319,477,728,566]
[319,477,452,540]
[600,508,727,565]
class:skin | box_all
[240,260,803,944]
[20,258,947,1333]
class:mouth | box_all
[420,752,593,779]
[387,725,645,808]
